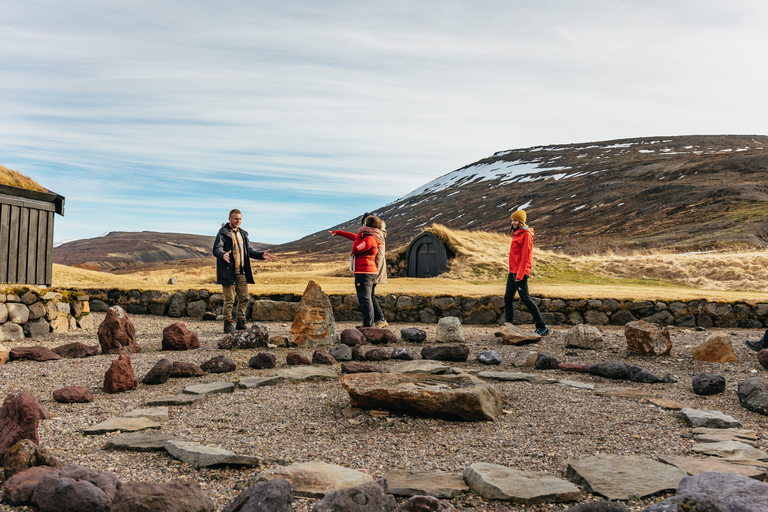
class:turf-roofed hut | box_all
[0,166,65,286]
[405,231,450,278]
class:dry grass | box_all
[0,165,48,192]
[42,225,768,302]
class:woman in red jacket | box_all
[505,209,549,336]
[330,214,386,328]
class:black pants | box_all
[504,273,546,329]
[355,273,384,327]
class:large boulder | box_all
[692,333,738,363]
[342,373,502,421]
[624,320,671,356]
[161,322,200,351]
[0,391,44,459]
[110,479,215,512]
[103,353,138,394]
[97,306,140,354]
[32,464,120,512]
[289,281,338,347]
[0,322,25,342]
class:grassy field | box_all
[42,225,768,303]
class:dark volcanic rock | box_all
[52,386,94,403]
[341,328,367,347]
[391,347,415,360]
[588,361,629,380]
[627,365,665,384]
[0,391,44,458]
[311,478,396,512]
[2,466,57,506]
[52,342,99,358]
[421,344,469,362]
[286,351,311,366]
[32,464,120,512]
[9,346,61,362]
[249,352,278,369]
[312,349,336,365]
[341,363,387,374]
[359,327,398,345]
[366,348,391,361]
[401,327,428,343]
[329,344,353,361]
[222,478,294,512]
[170,362,205,378]
[218,323,269,350]
[200,355,237,373]
[692,371,726,396]
[142,358,174,385]
[737,377,768,416]
[535,353,560,370]
[477,350,503,365]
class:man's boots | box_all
[224,320,235,333]
[236,319,247,331]
[745,329,768,352]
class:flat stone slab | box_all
[555,380,595,390]
[259,461,374,498]
[566,454,686,500]
[237,376,282,388]
[183,382,235,395]
[146,394,205,406]
[103,432,180,452]
[165,440,260,468]
[692,427,758,441]
[275,367,338,381]
[644,397,690,410]
[384,470,469,498]
[83,417,162,435]
[463,462,580,504]
[390,360,452,374]
[476,371,536,382]
[659,455,768,481]
[496,324,542,346]
[592,388,649,400]
[122,407,169,421]
[694,433,759,447]
[680,408,742,428]
[691,441,768,462]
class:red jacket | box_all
[332,230,380,273]
[509,226,534,277]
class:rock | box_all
[464,462,580,504]
[692,333,738,363]
[691,440,768,462]
[110,479,215,512]
[167,292,187,317]
[0,391,44,458]
[390,360,451,374]
[692,371,726,396]
[170,361,205,378]
[658,454,768,480]
[341,363,387,374]
[496,324,541,345]
[2,465,57,505]
[222,478,294,512]
[32,464,119,512]
[758,349,768,370]
[200,355,237,373]
[161,322,200,351]
[6,303,29,324]
[289,280,338,347]
[49,316,69,333]
[564,324,604,350]
[313,349,337,365]
[644,470,768,512]
[561,503,627,512]
[77,314,94,330]
[384,470,469,498]
[142,358,174,385]
[391,347,415,360]
[421,344,469,362]
[476,372,536,382]
[286,351,312,365]
[276,367,337,381]
[624,320,671,356]
[341,328,366,347]
[249,352,278,369]
[251,299,301,322]
[237,376,282,388]
[186,300,208,319]
[83,417,161,435]
[342,373,502,421]
[592,387,649,400]
[259,461,374,498]
[588,361,629,380]
[737,377,768,416]
[565,454,685,500]
[52,386,94,403]
[359,327,398,344]
[104,432,178,452]
[184,382,235,395]
[401,327,427,343]
[556,380,595,390]
[8,346,62,362]
[396,495,456,512]
[329,344,352,361]
[165,440,259,468]
[366,347,391,361]
[2,439,61,479]
[146,394,205,406]
[535,353,560,370]
[0,322,25,342]
[627,365,666,384]
[52,342,99,358]
[435,317,465,343]
[23,318,50,337]
[0,342,9,364]
[103,353,138,393]
[513,349,538,367]
[123,407,169,422]
[352,344,367,361]
[97,306,140,354]
[558,363,591,373]
[311,478,396,512]
[477,350,503,365]
[679,408,742,428]
[218,322,269,349]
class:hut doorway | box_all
[405,232,448,278]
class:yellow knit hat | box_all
[510,209,527,225]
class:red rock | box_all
[0,391,43,459]
[558,363,592,373]
[624,320,671,356]
[8,346,61,362]
[52,386,94,403]
[758,349,768,370]
[352,344,367,361]
[52,342,99,358]
[341,363,387,374]
[97,306,140,354]
[341,328,366,347]
[2,465,57,505]
[286,351,311,366]
[249,352,277,369]
[312,349,336,365]
[161,322,200,351]
[110,479,215,512]
[103,353,138,394]
[169,362,205,378]
[358,328,398,345]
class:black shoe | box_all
[224,320,235,334]
[236,319,247,331]
[745,339,766,352]
[535,325,550,336]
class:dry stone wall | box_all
[0,290,92,342]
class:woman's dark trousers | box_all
[355,273,382,327]
[504,273,546,329]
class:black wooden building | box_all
[0,184,65,286]
[405,232,449,278]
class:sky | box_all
[1,0,767,245]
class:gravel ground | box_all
[2,313,768,512]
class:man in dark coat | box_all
[213,209,275,332]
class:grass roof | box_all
[0,165,48,192]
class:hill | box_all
[277,135,768,254]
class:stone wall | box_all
[0,290,92,342]
[79,288,768,329]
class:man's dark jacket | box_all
[213,224,266,285]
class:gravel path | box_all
[2,313,768,511]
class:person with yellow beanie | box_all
[505,209,549,336]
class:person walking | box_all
[745,329,768,351]
[330,214,387,328]
[213,209,275,333]
[505,209,549,336]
